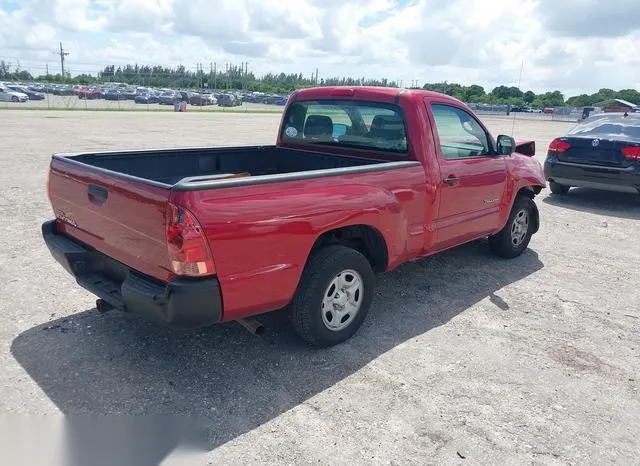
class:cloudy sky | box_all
[0,0,638,96]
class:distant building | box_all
[595,98,639,113]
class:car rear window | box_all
[568,115,640,140]
[280,99,409,155]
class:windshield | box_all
[280,99,409,155]
[568,114,640,141]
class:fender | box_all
[496,152,546,233]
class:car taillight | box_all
[621,146,640,160]
[165,202,215,277]
[548,139,571,153]
[46,171,52,204]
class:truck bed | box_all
[64,145,388,187]
[48,144,418,283]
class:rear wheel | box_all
[289,245,375,348]
[489,196,536,258]
[549,181,570,195]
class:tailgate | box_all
[47,156,172,282]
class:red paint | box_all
[549,139,571,153]
[621,146,640,160]
[46,86,546,322]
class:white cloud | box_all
[0,0,639,96]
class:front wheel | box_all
[11,96,18,102]
[289,245,375,348]
[489,196,536,258]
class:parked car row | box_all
[468,102,546,113]
[0,81,290,108]
[0,82,45,102]
[244,92,288,105]
[509,105,543,113]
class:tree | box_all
[491,85,523,100]
[615,89,640,105]
[533,90,565,108]
[462,84,485,102]
[566,94,592,107]
[0,60,12,79]
[523,91,536,104]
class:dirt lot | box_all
[1,111,639,465]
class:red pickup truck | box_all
[42,86,545,347]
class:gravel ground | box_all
[1,111,639,465]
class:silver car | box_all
[0,84,28,102]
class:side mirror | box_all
[496,135,515,155]
[515,140,536,157]
[332,123,348,137]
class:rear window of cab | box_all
[280,99,409,155]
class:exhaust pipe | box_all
[96,298,115,313]
[236,318,265,336]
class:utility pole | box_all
[315,67,319,85]
[46,63,49,75]
[54,41,70,77]
[213,63,217,89]
[243,61,248,90]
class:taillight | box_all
[46,171,52,204]
[621,146,640,160]
[548,139,571,153]
[165,202,215,277]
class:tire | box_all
[289,245,375,348]
[11,96,18,102]
[549,181,570,195]
[489,196,536,259]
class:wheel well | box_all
[311,225,389,273]
[515,187,540,233]
[517,185,542,199]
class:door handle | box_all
[443,176,460,185]
[88,184,108,205]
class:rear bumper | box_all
[544,156,640,194]
[41,220,223,329]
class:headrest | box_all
[304,115,334,137]
[370,114,405,139]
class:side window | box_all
[431,104,491,160]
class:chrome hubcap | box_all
[511,209,529,247]
[321,269,363,331]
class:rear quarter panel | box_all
[171,165,428,321]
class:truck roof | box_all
[290,86,465,107]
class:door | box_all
[427,102,507,249]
